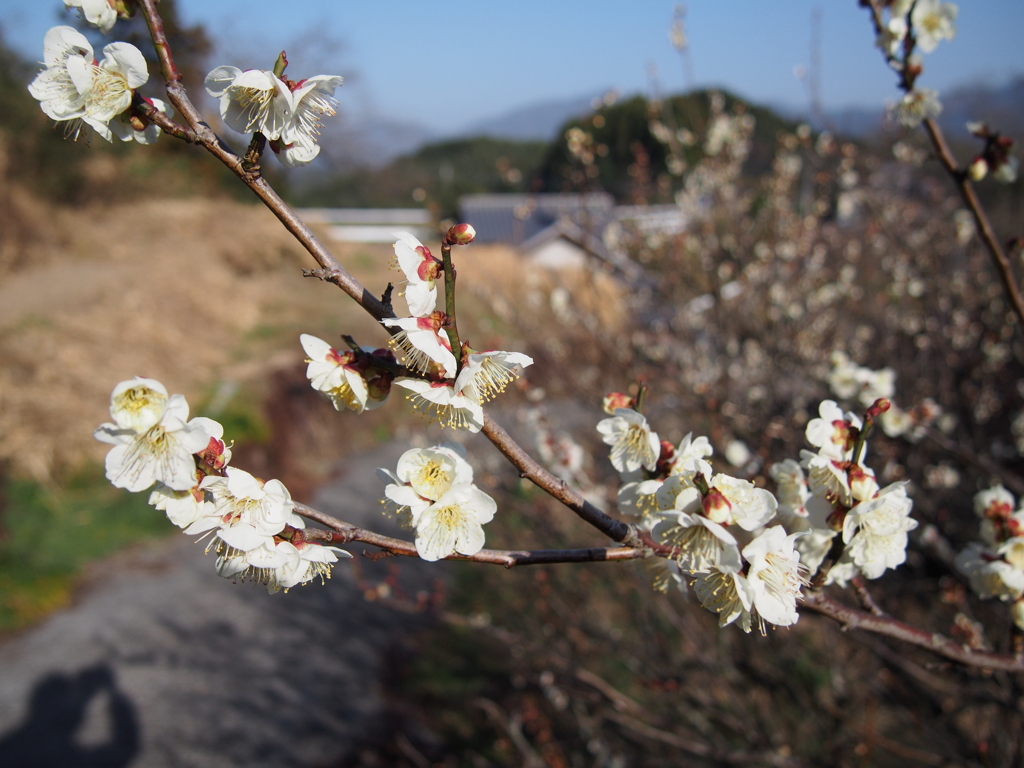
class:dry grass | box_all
[0,190,400,482]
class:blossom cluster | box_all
[827,351,944,441]
[955,486,1024,631]
[94,378,349,592]
[875,0,958,127]
[377,443,497,561]
[597,389,919,633]
[598,395,803,634]
[376,232,533,433]
[770,399,917,587]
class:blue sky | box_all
[3,0,1022,132]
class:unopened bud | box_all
[702,487,732,524]
[826,507,846,532]
[866,398,891,422]
[128,114,146,132]
[968,156,988,182]
[445,223,476,246]
[273,51,288,78]
[848,464,879,503]
[602,392,635,414]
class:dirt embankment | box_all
[0,188,325,482]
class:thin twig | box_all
[921,117,1024,332]
[851,576,886,617]
[862,0,1024,334]
[481,415,640,545]
[801,590,1024,672]
[295,504,648,567]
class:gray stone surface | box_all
[0,441,434,768]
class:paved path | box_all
[0,441,436,768]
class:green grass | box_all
[0,468,175,631]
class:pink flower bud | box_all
[866,398,891,422]
[702,487,732,524]
[602,392,635,414]
[445,223,476,246]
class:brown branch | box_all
[132,95,195,143]
[295,504,649,567]
[921,117,1024,332]
[135,0,389,321]
[851,576,886,616]
[801,590,1024,672]
[481,414,640,545]
[861,1,1024,333]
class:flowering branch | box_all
[801,590,1024,672]
[919,116,1024,330]
[295,504,648,567]
[862,0,1024,333]
[47,0,1024,676]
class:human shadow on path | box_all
[0,663,139,768]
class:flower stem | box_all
[441,243,462,377]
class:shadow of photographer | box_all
[0,662,139,767]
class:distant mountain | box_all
[455,92,607,142]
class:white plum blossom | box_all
[412,484,497,561]
[70,41,149,141]
[397,444,473,499]
[805,400,860,461]
[743,527,807,628]
[955,543,1024,601]
[393,378,484,432]
[660,506,743,575]
[848,464,880,504]
[28,27,93,126]
[382,315,458,377]
[95,393,210,493]
[274,75,344,167]
[455,350,534,405]
[800,450,852,506]
[205,66,289,138]
[974,485,1015,519]
[770,459,811,520]
[272,540,350,591]
[842,482,917,579]
[205,65,342,166]
[876,14,908,57]
[300,333,376,412]
[149,483,209,529]
[393,232,442,317]
[191,467,302,552]
[597,408,660,474]
[64,0,117,33]
[880,405,913,438]
[911,0,958,53]
[890,88,942,128]
[694,569,754,632]
[217,539,350,593]
[109,376,168,432]
[857,367,895,408]
[669,433,713,471]
[827,351,862,399]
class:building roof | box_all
[458,192,615,245]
